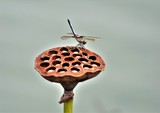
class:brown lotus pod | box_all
[34,46,105,103]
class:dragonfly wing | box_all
[67,32,79,37]
[82,36,102,41]
[84,37,95,41]
[60,36,73,40]
[67,33,74,35]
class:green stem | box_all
[64,98,73,113]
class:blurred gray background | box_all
[0,0,160,113]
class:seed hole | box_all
[71,67,80,73]
[78,58,88,63]
[82,52,88,56]
[62,52,70,56]
[91,62,100,67]
[72,62,81,66]
[60,47,68,53]
[57,69,67,73]
[65,57,74,61]
[52,61,61,66]
[40,62,49,67]
[71,48,79,53]
[83,64,92,69]
[73,54,82,58]
[62,63,70,68]
[89,56,96,60]
[46,67,56,73]
[40,56,50,61]
[52,55,61,60]
[48,50,58,55]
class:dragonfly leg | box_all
[76,43,85,48]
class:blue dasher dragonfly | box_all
[60,19,101,47]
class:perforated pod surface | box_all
[34,46,105,86]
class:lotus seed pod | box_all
[34,46,105,103]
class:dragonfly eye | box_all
[82,41,86,44]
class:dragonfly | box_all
[60,19,101,48]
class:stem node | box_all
[59,90,74,104]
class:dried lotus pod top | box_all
[35,46,105,103]
[34,46,105,91]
